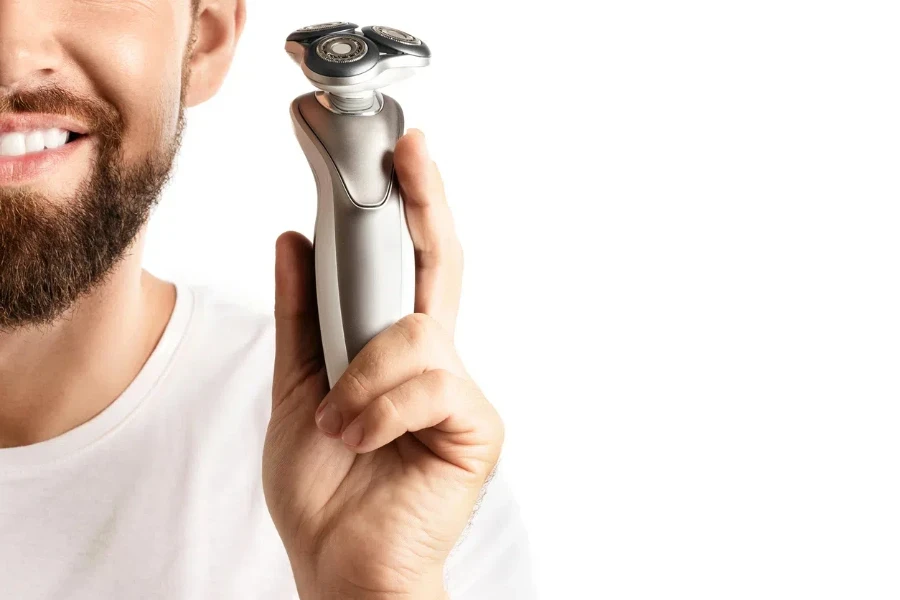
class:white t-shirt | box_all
[0,284,535,599]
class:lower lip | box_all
[0,136,90,186]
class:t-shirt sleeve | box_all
[444,466,537,599]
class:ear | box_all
[184,0,247,107]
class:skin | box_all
[0,1,504,598]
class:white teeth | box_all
[0,133,27,157]
[0,128,74,156]
[44,128,69,150]
[25,131,44,153]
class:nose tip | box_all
[0,4,59,91]
[0,42,46,90]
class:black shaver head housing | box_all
[285,22,431,97]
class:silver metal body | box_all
[290,92,416,388]
[287,23,430,387]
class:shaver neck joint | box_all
[317,91,384,116]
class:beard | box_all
[0,80,188,332]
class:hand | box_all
[263,129,504,600]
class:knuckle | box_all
[341,366,371,402]
[397,313,434,348]
[374,393,403,423]
[431,368,456,395]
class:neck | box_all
[0,230,176,449]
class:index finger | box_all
[394,128,464,336]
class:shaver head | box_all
[285,22,431,99]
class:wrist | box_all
[304,585,448,600]
[291,564,448,600]
[320,592,447,600]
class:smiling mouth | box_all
[0,129,87,158]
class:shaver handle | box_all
[290,92,416,388]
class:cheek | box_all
[62,6,189,162]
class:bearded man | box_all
[0,2,533,599]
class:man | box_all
[0,1,534,599]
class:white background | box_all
[146,1,900,598]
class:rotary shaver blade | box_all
[305,33,380,78]
[361,26,430,57]
[285,22,431,102]
[286,21,359,45]
[317,36,369,63]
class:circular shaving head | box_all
[304,33,380,78]
[316,35,369,63]
[301,21,348,31]
[373,26,419,45]
[361,25,431,58]
[286,22,358,45]
[285,22,431,103]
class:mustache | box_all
[0,87,122,140]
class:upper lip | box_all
[0,114,90,135]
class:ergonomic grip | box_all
[290,92,416,388]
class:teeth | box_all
[0,133,26,157]
[25,131,44,153]
[44,128,70,150]
[0,128,74,157]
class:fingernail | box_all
[342,421,364,447]
[316,402,343,436]
[409,128,428,152]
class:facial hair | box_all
[0,72,190,332]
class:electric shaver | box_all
[285,22,432,388]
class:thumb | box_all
[273,231,323,409]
